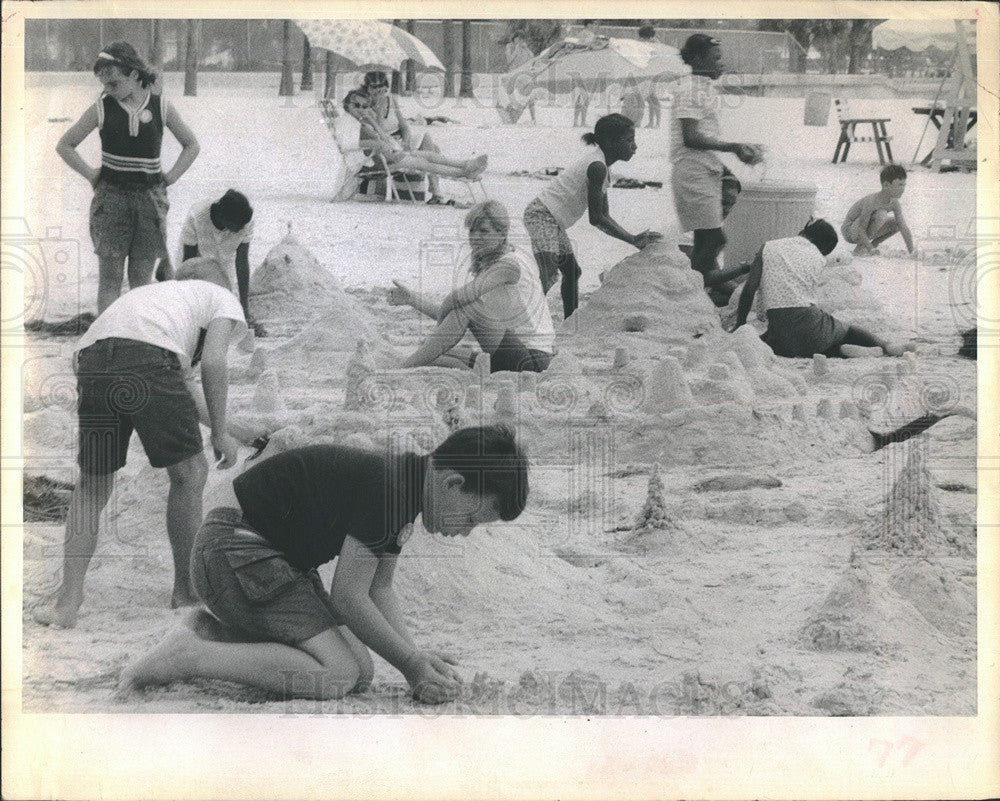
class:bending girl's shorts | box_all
[523,198,575,293]
[671,158,723,232]
[89,179,169,263]
[191,507,341,646]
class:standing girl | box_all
[523,113,661,318]
[56,42,200,313]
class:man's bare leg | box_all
[165,452,209,609]
[33,470,115,628]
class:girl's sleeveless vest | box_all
[97,92,165,187]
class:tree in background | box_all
[390,20,403,94]
[404,20,417,93]
[501,20,563,56]
[812,20,851,74]
[149,20,164,92]
[846,19,882,74]
[278,20,295,96]
[442,19,455,97]
[758,19,813,74]
[459,20,474,97]
[183,20,200,96]
[301,36,313,91]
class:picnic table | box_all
[912,105,978,166]
[832,116,894,165]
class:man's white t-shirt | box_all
[669,74,724,170]
[76,280,248,369]
[759,236,827,312]
[180,199,254,289]
[468,249,555,354]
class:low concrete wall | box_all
[725,73,942,99]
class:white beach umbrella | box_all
[872,19,975,52]
[506,37,688,95]
[294,19,444,71]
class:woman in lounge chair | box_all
[342,90,486,182]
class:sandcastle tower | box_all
[252,370,285,414]
[865,444,941,554]
[344,340,376,411]
[642,357,693,414]
[800,550,879,653]
[634,464,676,534]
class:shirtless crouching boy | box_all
[842,164,916,257]
[119,424,528,704]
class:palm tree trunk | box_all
[301,37,313,91]
[390,20,403,93]
[324,51,336,100]
[442,19,455,98]
[404,20,417,93]
[150,20,164,92]
[183,20,199,97]
[459,20,474,97]
[279,20,295,96]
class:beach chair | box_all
[320,98,427,202]
[832,98,894,165]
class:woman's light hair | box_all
[464,200,510,236]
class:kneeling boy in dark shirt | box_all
[119,424,528,705]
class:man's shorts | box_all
[523,198,576,293]
[76,338,202,474]
[191,507,340,645]
[90,178,169,263]
[671,158,724,232]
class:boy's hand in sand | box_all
[387,280,415,307]
[404,652,461,704]
[428,651,463,683]
[633,230,663,249]
[211,432,240,469]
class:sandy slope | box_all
[19,72,977,714]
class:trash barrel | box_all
[723,180,817,271]
[804,91,832,126]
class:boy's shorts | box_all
[90,179,169,263]
[191,507,341,646]
[523,198,576,293]
[76,338,202,474]
[671,158,723,232]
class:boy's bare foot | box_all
[840,344,884,358]
[115,609,203,698]
[853,244,878,257]
[882,342,906,357]
[33,590,83,628]
[188,608,247,643]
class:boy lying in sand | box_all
[734,218,915,358]
[119,425,529,705]
[841,164,916,257]
[392,201,555,373]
